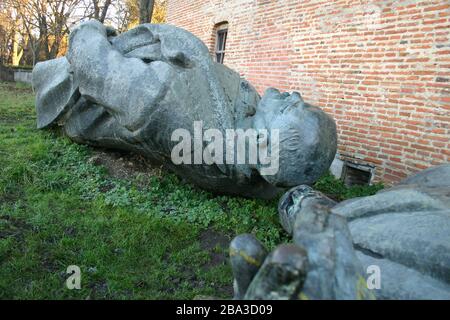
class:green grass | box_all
[0,82,382,299]
[314,172,384,202]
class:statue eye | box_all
[124,43,161,64]
[169,52,193,68]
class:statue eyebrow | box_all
[121,39,160,55]
[280,100,302,114]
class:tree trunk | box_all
[93,0,100,20]
[99,0,112,23]
[12,30,23,66]
[139,0,155,24]
[38,16,51,60]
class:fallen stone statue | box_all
[32,21,337,199]
[230,164,450,299]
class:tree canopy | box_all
[0,0,167,66]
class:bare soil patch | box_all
[88,148,162,186]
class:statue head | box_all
[253,88,337,187]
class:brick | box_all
[167,0,450,185]
[424,4,450,12]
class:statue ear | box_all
[165,51,193,68]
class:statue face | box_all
[254,88,337,187]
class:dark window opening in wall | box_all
[215,25,228,64]
[342,162,373,186]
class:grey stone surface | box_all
[356,251,450,300]
[244,244,308,300]
[329,155,344,179]
[229,234,267,299]
[332,164,450,299]
[32,21,337,198]
[33,57,79,129]
[293,204,372,300]
[397,163,450,189]
[14,70,33,84]
[278,185,336,235]
[347,210,450,284]
[231,165,450,300]
[332,187,450,221]
[230,205,372,300]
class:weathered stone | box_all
[356,251,450,300]
[229,234,267,299]
[32,21,337,199]
[278,185,336,235]
[344,210,450,283]
[244,244,308,300]
[397,164,450,189]
[33,57,79,129]
[331,164,450,299]
[231,205,372,300]
[332,187,450,221]
[235,165,450,300]
[293,204,372,300]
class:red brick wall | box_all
[167,0,450,184]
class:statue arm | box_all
[67,20,172,132]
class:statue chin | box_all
[32,21,337,198]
